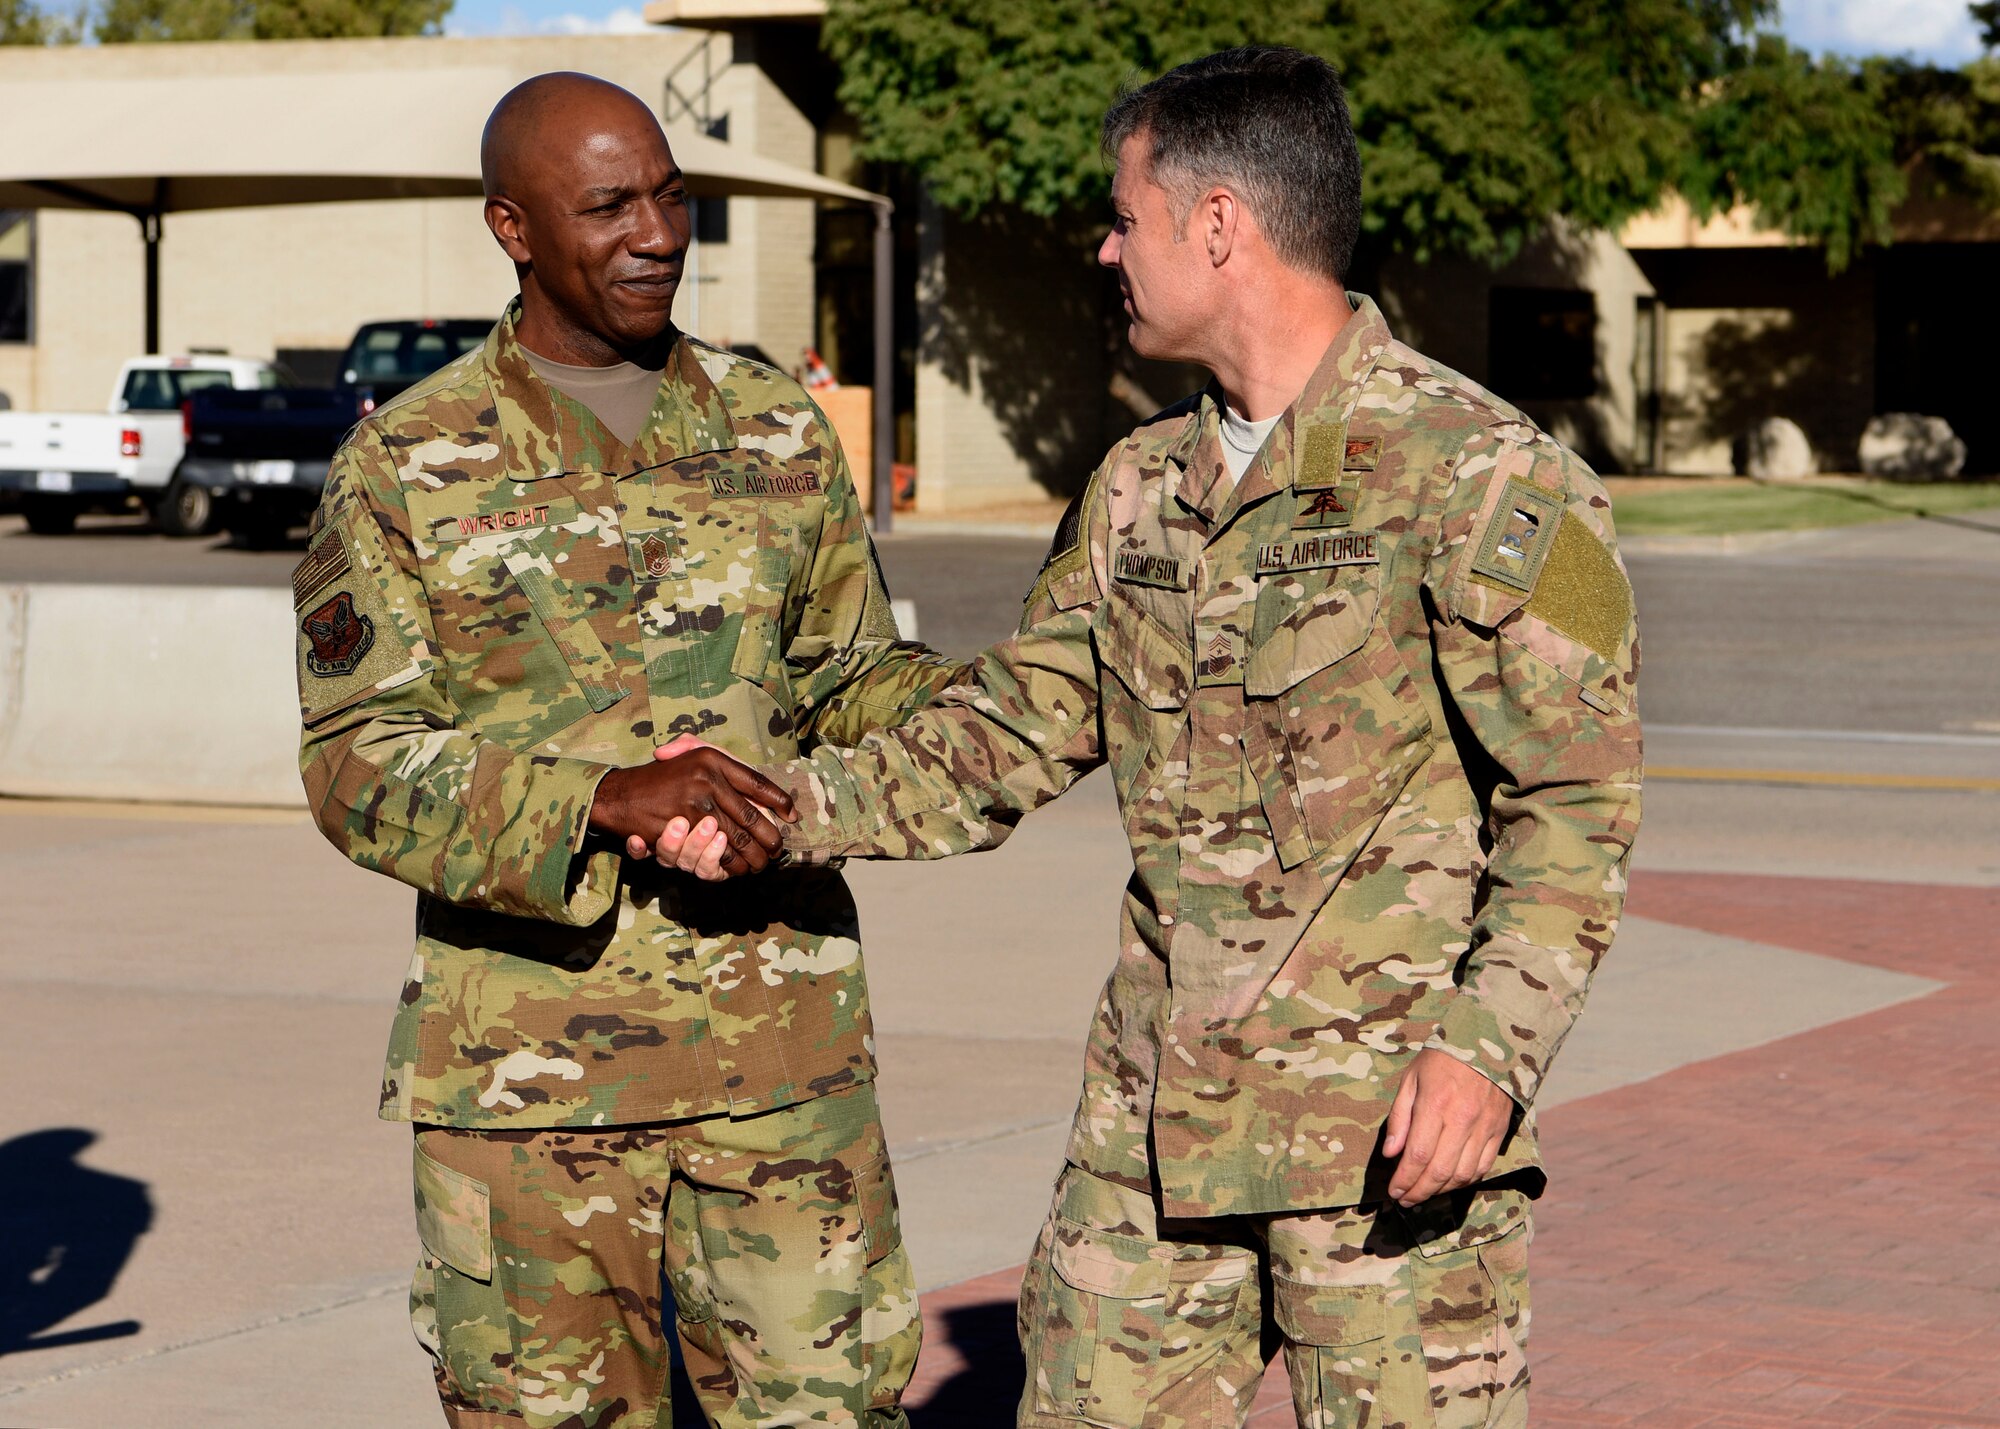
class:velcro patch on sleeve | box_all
[1024,469,1102,613]
[1523,514,1633,661]
[293,528,352,606]
[295,535,421,723]
[1469,478,1564,593]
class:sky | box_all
[444,0,1992,67]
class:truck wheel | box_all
[21,496,78,535]
[153,476,216,537]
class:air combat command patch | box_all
[302,590,376,677]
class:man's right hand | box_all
[588,744,796,878]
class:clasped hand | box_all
[587,734,795,880]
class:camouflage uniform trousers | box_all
[410,1082,920,1429]
[1017,1165,1532,1429]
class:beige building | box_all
[0,31,831,419]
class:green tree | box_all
[823,0,1910,270]
[1973,0,1998,50]
[1,0,83,42]
[92,0,446,41]
[1682,36,1902,271]
[1868,54,2000,209]
[92,0,245,41]
[250,0,450,38]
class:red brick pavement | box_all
[902,873,2000,1426]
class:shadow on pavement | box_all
[911,1296,1024,1426]
[0,1128,153,1358]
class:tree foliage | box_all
[89,0,449,39]
[31,0,447,40]
[1974,0,1999,51]
[825,0,1991,272]
[1,0,82,42]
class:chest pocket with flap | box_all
[421,490,631,735]
[724,505,804,710]
[1241,558,1432,870]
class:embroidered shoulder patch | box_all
[1469,479,1564,593]
[301,590,376,678]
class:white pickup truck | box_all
[0,355,284,535]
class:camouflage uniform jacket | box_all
[296,302,959,1130]
[786,296,1642,1216]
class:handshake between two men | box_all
[585,732,800,880]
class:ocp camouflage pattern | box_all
[1017,1165,1530,1427]
[296,301,963,1130]
[410,1083,918,1428]
[784,294,1642,1216]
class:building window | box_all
[0,211,31,344]
[1490,287,1597,401]
[693,196,730,246]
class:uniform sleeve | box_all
[1419,438,1644,1108]
[778,474,1110,862]
[295,431,621,925]
[780,401,971,748]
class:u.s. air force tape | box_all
[1255,530,1379,575]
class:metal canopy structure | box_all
[0,67,899,526]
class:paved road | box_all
[5,508,1999,734]
[4,508,1999,1423]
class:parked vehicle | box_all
[181,319,491,546]
[0,356,284,535]
[179,387,364,549]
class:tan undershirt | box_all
[523,348,667,448]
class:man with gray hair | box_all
[706,43,1645,1426]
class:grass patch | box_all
[1609,478,2000,536]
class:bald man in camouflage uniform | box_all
[769,48,1642,1428]
[296,74,947,1428]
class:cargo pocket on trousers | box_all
[1030,1222,1173,1428]
[854,1153,921,1410]
[1406,1187,1533,1424]
[412,1138,518,1415]
[1272,1278,1388,1428]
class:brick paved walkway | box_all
[902,872,2000,1426]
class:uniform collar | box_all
[485,298,738,481]
[1169,291,1394,529]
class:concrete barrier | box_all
[0,584,922,809]
[0,583,305,806]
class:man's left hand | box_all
[1382,1048,1516,1207]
